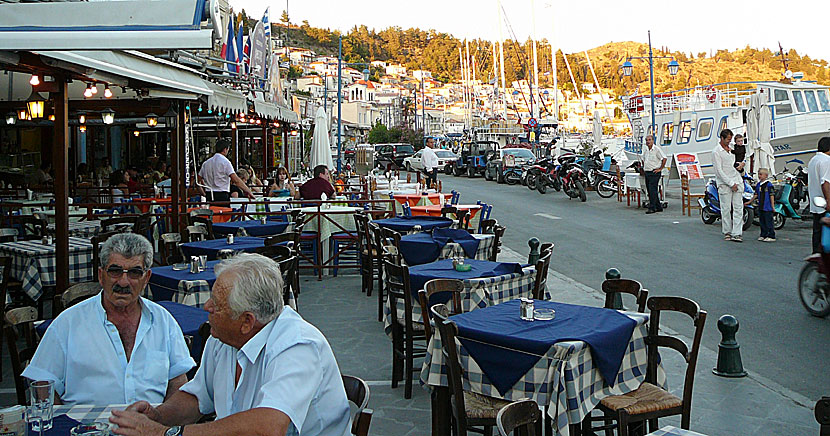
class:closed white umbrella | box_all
[757,104,775,170]
[310,107,335,171]
[593,110,602,149]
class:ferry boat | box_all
[621,77,830,173]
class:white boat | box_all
[622,78,830,173]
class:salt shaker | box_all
[189,256,200,274]
[226,234,234,244]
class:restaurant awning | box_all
[252,97,300,124]
[36,50,212,97]
[204,81,248,115]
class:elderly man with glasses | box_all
[110,253,351,436]
[22,233,195,405]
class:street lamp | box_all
[145,113,159,127]
[163,106,177,129]
[620,30,679,141]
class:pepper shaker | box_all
[226,234,234,244]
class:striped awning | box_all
[252,97,299,123]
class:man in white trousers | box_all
[712,128,745,242]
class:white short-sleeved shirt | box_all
[181,308,351,436]
[640,145,666,171]
[422,147,439,171]
[198,153,236,192]
[22,294,195,405]
[808,152,830,213]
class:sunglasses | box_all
[105,265,146,280]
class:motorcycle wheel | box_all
[552,177,562,192]
[774,213,786,230]
[798,262,830,317]
[700,206,717,225]
[575,180,587,202]
[484,168,493,181]
[497,173,505,184]
[537,180,547,194]
[597,179,616,198]
[445,165,453,175]
[587,169,599,187]
[742,208,754,231]
[526,174,537,190]
[505,173,519,185]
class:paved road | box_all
[442,173,829,400]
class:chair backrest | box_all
[133,212,153,239]
[532,249,552,299]
[353,213,371,253]
[342,374,373,436]
[450,190,460,204]
[0,228,18,242]
[418,279,463,341]
[277,255,300,307]
[601,278,648,313]
[91,231,120,280]
[476,204,492,233]
[379,227,402,263]
[645,296,707,429]
[16,215,46,239]
[159,233,184,265]
[490,224,506,262]
[382,258,418,330]
[190,216,215,240]
[431,304,470,435]
[186,225,209,242]
[539,242,554,256]
[440,205,457,218]
[6,306,38,405]
[479,219,498,235]
[680,173,690,192]
[496,399,542,436]
[455,209,471,231]
[255,244,293,262]
[101,215,138,233]
[0,257,11,317]
[401,202,412,217]
[61,281,100,308]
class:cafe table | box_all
[372,216,453,233]
[179,236,264,260]
[187,206,233,223]
[46,220,102,238]
[383,259,541,335]
[212,220,290,237]
[0,237,94,301]
[411,204,483,231]
[398,228,494,266]
[421,300,667,436]
[130,197,171,214]
[290,205,360,242]
[44,404,126,434]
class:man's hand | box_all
[731,184,739,192]
[246,190,256,200]
[109,410,167,436]
[125,401,161,422]
[737,162,745,171]
[652,168,661,173]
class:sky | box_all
[229,0,830,63]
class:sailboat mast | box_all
[497,0,508,121]
[562,52,587,128]
[584,50,612,120]
[465,39,472,128]
[551,45,558,120]
[531,0,539,119]
[492,41,498,119]
[459,45,466,130]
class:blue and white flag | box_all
[262,7,270,37]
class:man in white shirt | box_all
[111,253,351,436]
[197,139,255,203]
[712,128,745,242]
[807,137,830,252]
[422,137,439,187]
[640,135,667,214]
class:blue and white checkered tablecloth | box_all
[420,310,667,436]
[46,220,102,238]
[383,264,542,335]
[0,237,94,300]
[52,404,128,424]
[438,233,494,263]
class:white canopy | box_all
[310,107,334,171]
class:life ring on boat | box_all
[706,86,717,103]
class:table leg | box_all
[431,386,451,436]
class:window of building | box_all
[678,121,692,144]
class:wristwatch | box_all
[165,426,184,436]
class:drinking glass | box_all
[199,255,208,271]
[28,380,54,432]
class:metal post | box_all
[648,30,656,139]
[170,103,182,233]
[421,75,426,137]
[337,35,343,174]
[53,76,69,299]
[323,72,327,112]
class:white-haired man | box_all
[111,253,351,436]
[23,233,195,405]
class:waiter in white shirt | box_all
[712,128,745,242]
[197,139,255,203]
[422,137,439,187]
[640,134,666,214]
[807,137,830,253]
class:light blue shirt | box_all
[181,307,350,436]
[22,293,195,405]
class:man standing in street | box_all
[422,137,439,188]
[712,129,745,242]
[807,137,830,253]
[641,134,666,214]
[197,139,255,203]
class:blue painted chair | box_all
[477,204,493,233]
[450,190,460,205]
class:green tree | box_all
[367,123,389,144]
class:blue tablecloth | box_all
[148,260,220,301]
[399,228,480,265]
[180,236,264,260]
[407,259,522,299]
[36,413,81,435]
[451,299,638,395]
[373,216,453,232]
[212,220,290,237]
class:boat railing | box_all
[624,139,642,155]
[624,86,757,118]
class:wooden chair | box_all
[343,375,373,436]
[370,223,387,321]
[440,205,458,218]
[100,215,138,233]
[680,173,704,217]
[0,228,18,242]
[417,279,463,342]
[277,255,300,308]
[496,399,542,436]
[132,212,153,239]
[6,306,38,405]
[190,216,215,240]
[595,296,707,435]
[490,224,506,262]
[0,256,12,380]
[354,214,380,297]
[601,279,649,313]
[91,231,120,280]
[617,166,641,207]
[255,244,293,262]
[479,219,498,235]
[60,281,100,308]
[432,304,511,435]
[15,215,46,240]
[532,249,552,300]
[159,233,185,266]
[186,225,209,242]
[540,242,554,256]
[383,258,426,399]
[264,232,299,251]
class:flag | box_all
[262,7,270,37]
[243,35,251,75]
[236,22,244,76]
[223,19,237,74]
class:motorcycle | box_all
[594,170,619,198]
[698,175,755,231]
[542,151,586,201]
[582,150,606,188]
[770,181,807,230]
[781,165,809,214]
[526,157,555,192]
[798,196,830,317]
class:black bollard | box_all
[712,314,748,377]
[605,268,623,310]
[527,238,540,264]
[816,396,830,435]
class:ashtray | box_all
[171,263,188,271]
[70,423,112,435]
[533,308,556,320]
[454,263,472,272]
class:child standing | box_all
[754,168,776,242]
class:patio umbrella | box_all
[756,104,775,171]
[745,93,760,170]
[310,107,334,171]
[592,110,602,150]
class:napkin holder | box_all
[454,263,472,272]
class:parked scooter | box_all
[798,197,830,317]
[770,181,807,230]
[594,170,619,198]
[698,175,755,231]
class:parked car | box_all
[375,143,415,170]
[404,149,458,172]
[451,141,499,177]
[484,147,537,183]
